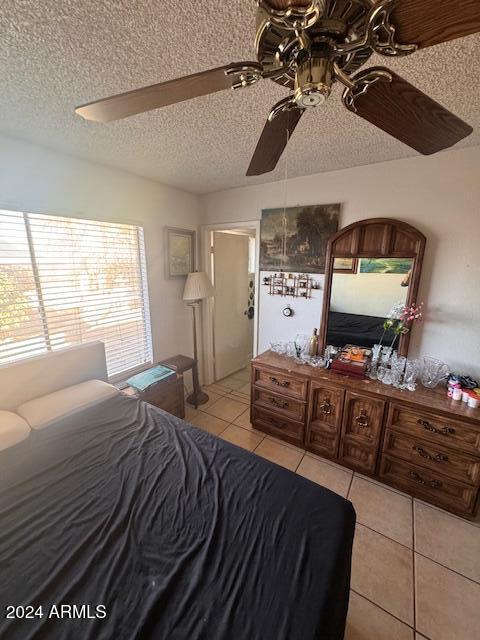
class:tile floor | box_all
[185,368,480,640]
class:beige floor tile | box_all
[414,501,480,583]
[203,383,229,397]
[195,391,222,411]
[215,376,246,391]
[349,476,413,547]
[238,382,252,395]
[415,554,480,640]
[229,368,251,383]
[353,472,411,498]
[345,591,414,640]
[184,405,200,422]
[267,435,305,453]
[297,455,352,497]
[203,396,246,422]
[254,438,304,471]
[188,412,229,436]
[415,635,429,640]
[220,424,264,452]
[233,408,253,429]
[225,391,250,405]
[351,524,414,625]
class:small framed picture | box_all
[333,257,358,273]
[164,227,196,278]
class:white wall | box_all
[0,134,202,375]
[331,273,408,317]
[258,271,324,354]
[202,146,480,377]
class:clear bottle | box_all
[309,328,319,357]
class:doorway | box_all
[202,222,259,386]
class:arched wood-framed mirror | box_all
[319,218,426,357]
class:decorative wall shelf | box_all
[262,272,320,299]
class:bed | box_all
[327,310,395,349]
[0,343,355,640]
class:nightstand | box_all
[124,373,185,419]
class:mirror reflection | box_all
[327,257,413,349]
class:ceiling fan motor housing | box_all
[294,56,333,107]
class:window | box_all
[0,210,153,378]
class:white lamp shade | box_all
[183,271,214,301]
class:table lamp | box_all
[183,271,214,407]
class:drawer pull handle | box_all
[355,411,373,439]
[320,400,333,415]
[269,376,290,388]
[413,446,448,463]
[417,419,455,436]
[355,412,369,428]
[269,396,289,410]
[409,471,442,489]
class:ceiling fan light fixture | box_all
[294,56,332,108]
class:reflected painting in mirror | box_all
[327,257,413,349]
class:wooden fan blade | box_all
[391,0,480,49]
[344,67,473,155]
[247,104,304,176]
[76,63,258,123]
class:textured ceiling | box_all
[1,1,479,194]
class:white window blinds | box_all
[0,210,153,378]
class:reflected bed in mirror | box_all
[327,258,413,349]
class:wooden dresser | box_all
[251,351,480,518]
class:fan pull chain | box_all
[282,114,290,262]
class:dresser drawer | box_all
[339,439,378,474]
[252,407,304,445]
[379,456,478,515]
[389,404,480,456]
[341,392,386,448]
[253,387,306,422]
[309,382,344,433]
[253,366,308,400]
[383,429,480,486]
[306,427,339,459]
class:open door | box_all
[213,232,254,381]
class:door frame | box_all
[201,220,260,385]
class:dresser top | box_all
[253,351,480,425]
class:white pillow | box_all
[0,411,31,451]
[17,380,120,430]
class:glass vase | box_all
[369,344,382,380]
[403,358,422,391]
[421,356,449,389]
[391,354,407,388]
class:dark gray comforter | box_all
[0,394,355,640]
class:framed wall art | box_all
[164,227,196,278]
[260,204,340,274]
[333,257,358,273]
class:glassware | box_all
[285,341,296,358]
[421,356,450,389]
[294,333,309,361]
[306,356,326,368]
[391,354,407,388]
[381,346,392,366]
[376,365,387,382]
[369,344,382,380]
[382,367,393,385]
[270,339,287,354]
[403,358,422,391]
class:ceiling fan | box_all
[76,0,479,176]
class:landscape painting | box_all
[260,204,340,273]
[359,258,413,274]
